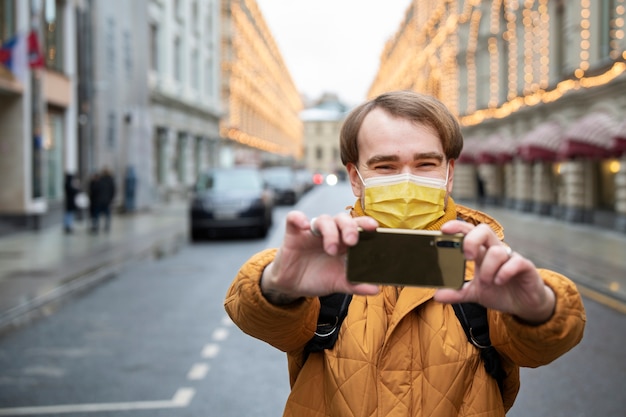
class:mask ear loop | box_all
[355,168,367,211]
[355,168,366,185]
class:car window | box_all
[263,168,294,186]
[197,170,262,191]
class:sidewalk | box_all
[0,201,188,335]
[475,203,626,308]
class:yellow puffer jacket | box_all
[224,203,586,417]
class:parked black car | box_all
[262,166,304,205]
[189,167,274,241]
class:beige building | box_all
[301,93,349,177]
[370,0,626,232]
[0,0,78,232]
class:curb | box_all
[0,228,187,338]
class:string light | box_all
[368,0,626,129]
[221,0,303,158]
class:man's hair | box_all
[339,90,464,166]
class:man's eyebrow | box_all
[414,152,444,161]
[365,155,399,166]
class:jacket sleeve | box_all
[224,248,321,353]
[490,268,586,368]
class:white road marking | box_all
[187,363,209,380]
[212,327,229,341]
[221,315,233,326]
[201,343,220,358]
[0,387,196,415]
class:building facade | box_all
[0,0,78,233]
[301,93,349,177]
[148,0,222,202]
[221,0,303,167]
[370,0,626,232]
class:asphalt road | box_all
[0,183,624,416]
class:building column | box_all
[615,155,626,232]
[481,164,504,205]
[561,160,594,223]
[532,161,556,215]
[513,160,533,212]
[451,163,478,202]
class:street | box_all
[0,183,625,416]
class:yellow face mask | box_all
[357,168,449,229]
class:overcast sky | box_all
[256,0,410,107]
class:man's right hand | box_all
[260,210,380,305]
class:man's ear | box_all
[346,163,363,198]
[446,159,455,194]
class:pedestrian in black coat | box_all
[63,172,80,234]
[98,167,116,232]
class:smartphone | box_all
[346,228,466,288]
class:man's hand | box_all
[260,211,380,305]
[434,220,556,325]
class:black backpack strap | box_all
[303,293,352,362]
[453,302,507,396]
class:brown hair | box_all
[339,90,463,166]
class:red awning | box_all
[458,137,481,163]
[612,120,626,155]
[517,121,563,162]
[474,134,516,164]
[559,113,620,159]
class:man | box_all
[225,91,585,416]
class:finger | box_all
[461,223,504,261]
[334,212,360,246]
[475,245,508,285]
[285,210,310,234]
[309,214,341,255]
[337,215,378,246]
[440,219,474,235]
[433,282,473,304]
[346,283,380,296]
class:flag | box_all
[0,33,28,83]
[27,30,44,68]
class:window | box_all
[205,57,214,97]
[191,49,199,90]
[44,0,64,72]
[173,36,181,81]
[0,0,16,42]
[192,1,199,33]
[177,133,187,183]
[149,23,159,72]
[316,146,323,161]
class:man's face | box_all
[347,108,455,199]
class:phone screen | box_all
[346,228,466,288]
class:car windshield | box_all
[197,170,262,192]
[263,168,294,186]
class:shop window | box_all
[45,111,64,201]
[598,159,620,209]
